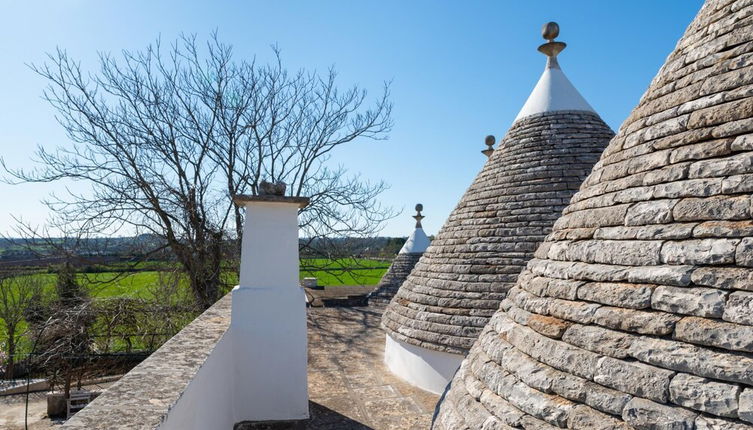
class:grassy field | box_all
[0,258,390,360]
[18,258,389,300]
[299,258,388,287]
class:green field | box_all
[299,258,388,287]
[18,258,389,300]
[0,259,390,361]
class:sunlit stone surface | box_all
[370,205,431,305]
[381,23,614,393]
[434,0,753,428]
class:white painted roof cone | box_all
[514,22,595,122]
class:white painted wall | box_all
[399,227,430,254]
[239,201,300,290]
[159,198,310,427]
[232,199,309,422]
[514,65,595,122]
[230,286,309,421]
[158,333,235,430]
[384,334,463,395]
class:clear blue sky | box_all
[0,0,703,237]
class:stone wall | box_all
[61,295,232,429]
[434,0,753,428]
[382,110,613,356]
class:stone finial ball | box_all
[485,135,496,147]
[542,22,560,41]
[415,203,423,212]
[259,180,287,196]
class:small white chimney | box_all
[230,191,310,423]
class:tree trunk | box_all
[64,372,72,398]
[235,206,243,251]
[188,267,221,310]
[177,231,224,310]
[5,330,15,380]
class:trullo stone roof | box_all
[434,0,753,428]
[370,205,431,304]
[381,25,614,356]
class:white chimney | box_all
[230,192,310,423]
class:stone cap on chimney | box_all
[232,194,310,208]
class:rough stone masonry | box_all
[382,109,613,356]
[434,0,753,428]
[370,252,423,305]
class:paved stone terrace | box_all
[61,294,438,429]
[306,304,439,429]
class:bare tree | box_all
[0,273,43,379]
[32,301,94,398]
[4,34,394,309]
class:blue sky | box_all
[0,0,703,237]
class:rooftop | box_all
[381,22,614,362]
[60,297,438,430]
[513,22,596,122]
[435,0,753,427]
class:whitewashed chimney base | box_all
[231,199,309,422]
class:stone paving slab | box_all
[306,305,439,429]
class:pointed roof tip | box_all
[538,22,566,62]
[400,204,430,254]
[399,227,430,254]
[412,203,425,228]
[513,22,596,122]
[482,135,496,158]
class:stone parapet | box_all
[61,295,231,429]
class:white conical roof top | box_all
[513,64,595,121]
[399,227,430,254]
[398,204,430,254]
[514,23,595,122]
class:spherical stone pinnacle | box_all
[485,135,496,148]
[538,22,566,60]
[415,203,423,212]
[542,22,559,41]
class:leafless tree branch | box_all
[3,34,395,308]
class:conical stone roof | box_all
[434,1,753,428]
[370,205,431,304]
[382,27,614,357]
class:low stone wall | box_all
[61,294,232,429]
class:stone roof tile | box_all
[382,108,613,355]
[435,0,753,427]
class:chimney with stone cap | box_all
[230,183,310,425]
